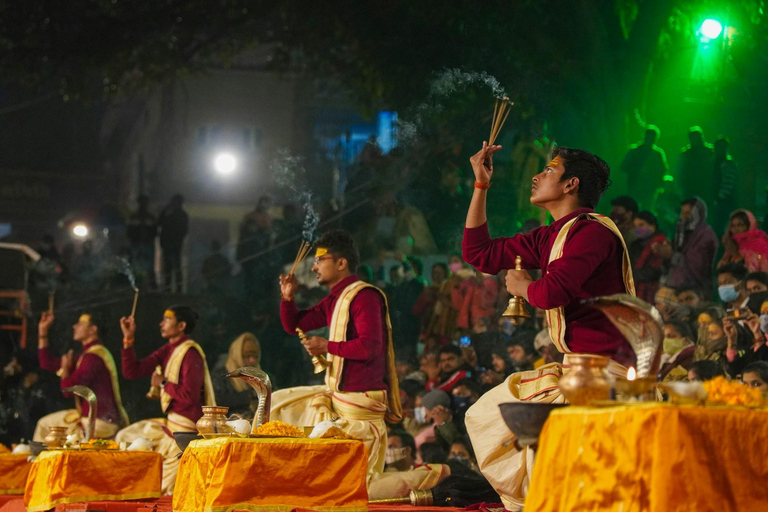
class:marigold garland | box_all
[703,376,766,407]
[254,420,306,437]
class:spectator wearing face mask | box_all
[448,436,479,473]
[695,315,730,370]
[741,361,768,392]
[658,321,696,382]
[725,303,768,376]
[420,389,461,452]
[384,430,417,472]
[451,378,481,433]
[694,306,726,362]
[610,196,639,251]
[630,211,669,304]
[745,271,768,295]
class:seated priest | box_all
[33,312,128,441]
[116,305,215,494]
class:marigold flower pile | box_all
[703,376,766,407]
[254,420,306,437]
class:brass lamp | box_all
[296,328,330,374]
[502,255,531,325]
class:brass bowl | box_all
[615,377,658,400]
[498,402,568,447]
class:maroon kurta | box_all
[463,208,636,366]
[121,335,206,424]
[39,341,120,424]
[280,275,388,392]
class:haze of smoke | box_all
[398,68,509,146]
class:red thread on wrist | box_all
[474,181,491,190]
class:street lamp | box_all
[213,152,237,175]
[72,223,89,238]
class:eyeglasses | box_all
[313,255,335,265]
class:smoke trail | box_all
[271,150,320,242]
[111,256,138,291]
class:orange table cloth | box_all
[0,454,31,495]
[527,403,768,512]
[24,450,163,512]
[173,437,368,512]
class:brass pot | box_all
[558,354,613,405]
[44,426,68,448]
[196,406,230,434]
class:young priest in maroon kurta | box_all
[120,306,207,425]
[34,312,125,441]
[463,143,634,510]
[279,233,388,392]
[463,143,634,365]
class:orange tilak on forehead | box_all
[78,314,92,324]
[546,156,563,168]
[163,310,176,320]
[315,247,328,258]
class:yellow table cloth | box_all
[0,454,31,495]
[173,437,369,512]
[526,403,768,512]
[24,450,163,512]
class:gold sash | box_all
[74,344,130,426]
[325,280,402,423]
[545,213,636,354]
[160,340,216,413]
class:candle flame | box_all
[627,367,637,381]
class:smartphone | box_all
[725,307,750,320]
[459,336,471,348]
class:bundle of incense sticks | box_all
[130,289,139,318]
[489,97,514,145]
[290,240,311,275]
[48,292,54,314]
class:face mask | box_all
[663,337,686,356]
[718,284,740,303]
[385,447,408,465]
[635,226,653,239]
[448,456,471,468]
[453,396,471,411]
[760,314,768,334]
[416,341,425,356]
[413,406,427,424]
[747,291,768,314]
[501,319,515,336]
[449,262,463,274]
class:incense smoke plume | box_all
[272,149,320,242]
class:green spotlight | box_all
[698,19,723,42]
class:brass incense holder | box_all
[146,365,162,400]
[502,255,531,325]
[296,327,330,374]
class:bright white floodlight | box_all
[72,224,89,238]
[213,153,237,175]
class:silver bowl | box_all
[498,402,568,447]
